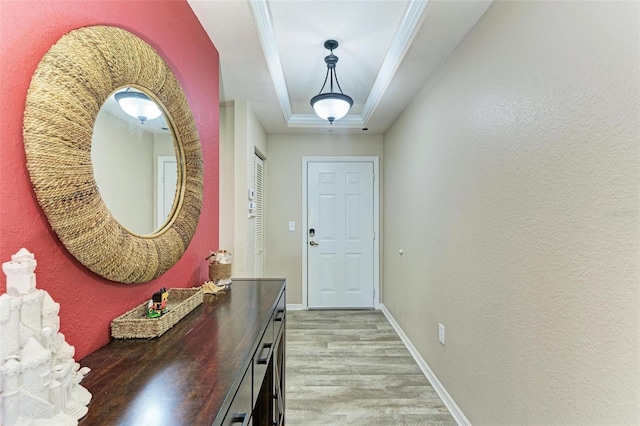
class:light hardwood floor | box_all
[286,310,456,426]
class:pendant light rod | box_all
[316,40,347,96]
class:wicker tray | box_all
[111,287,203,339]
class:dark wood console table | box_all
[79,278,286,426]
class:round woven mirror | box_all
[23,26,203,283]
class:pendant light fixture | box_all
[310,40,353,124]
[114,89,162,124]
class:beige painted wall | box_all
[219,101,268,277]
[266,133,383,305]
[219,104,235,252]
[383,1,639,424]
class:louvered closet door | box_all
[254,155,264,277]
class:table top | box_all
[79,279,285,426]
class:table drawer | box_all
[253,317,274,405]
[223,363,253,426]
[273,291,285,339]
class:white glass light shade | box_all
[310,93,353,123]
[115,91,162,122]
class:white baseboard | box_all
[286,304,305,311]
[379,303,471,426]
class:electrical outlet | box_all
[438,323,445,346]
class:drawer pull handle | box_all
[274,309,285,321]
[231,412,250,426]
[257,342,273,364]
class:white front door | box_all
[307,161,375,308]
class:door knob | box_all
[309,241,319,246]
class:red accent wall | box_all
[0,0,219,359]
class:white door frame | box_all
[302,156,380,310]
[156,155,177,230]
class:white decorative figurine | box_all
[0,248,91,426]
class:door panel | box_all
[319,253,337,293]
[307,162,374,308]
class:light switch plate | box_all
[288,221,295,231]
[438,323,445,346]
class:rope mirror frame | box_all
[23,26,203,283]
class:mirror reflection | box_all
[92,87,178,235]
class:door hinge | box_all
[373,231,376,240]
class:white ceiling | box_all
[187,0,493,135]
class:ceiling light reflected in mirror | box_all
[115,88,162,124]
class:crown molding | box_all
[287,114,365,128]
[249,0,429,129]
[249,0,292,120]
[360,0,430,123]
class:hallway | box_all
[286,310,456,425]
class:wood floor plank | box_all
[286,310,456,425]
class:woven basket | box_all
[209,263,232,281]
[111,288,203,339]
